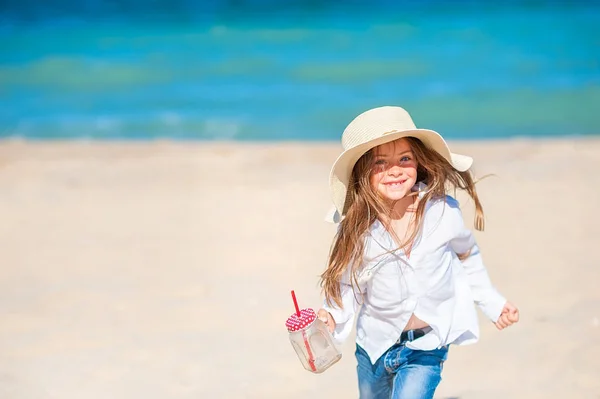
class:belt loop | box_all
[408,330,414,341]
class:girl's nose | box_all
[387,165,402,176]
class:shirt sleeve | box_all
[321,276,364,344]
[449,205,506,322]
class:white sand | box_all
[0,138,598,398]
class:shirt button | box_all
[357,328,365,340]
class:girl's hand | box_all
[317,309,336,333]
[495,301,520,330]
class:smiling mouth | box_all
[384,180,407,187]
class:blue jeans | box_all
[355,343,448,399]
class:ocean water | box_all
[0,1,599,140]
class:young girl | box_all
[318,106,519,399]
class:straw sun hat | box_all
[326,106,473,223]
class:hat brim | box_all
[328,128,472,220]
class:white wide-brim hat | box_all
[326,106,473,223]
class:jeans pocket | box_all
[383,344,404,373]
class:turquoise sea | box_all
[1,1,599,140]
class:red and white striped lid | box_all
[285,308,316,332]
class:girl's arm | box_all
[448,203,507,323]
[320,279,364,343]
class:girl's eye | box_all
[400,156,411,162]
[374,159,386,165]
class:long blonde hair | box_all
[320,137,484,308]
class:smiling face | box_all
[370,138,418,204]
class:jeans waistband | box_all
[396,326,433,344]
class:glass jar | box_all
[288,317,342,373]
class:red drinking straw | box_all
[291,290,301,316]
[291,290,317,372]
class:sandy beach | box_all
[0,138,599,399]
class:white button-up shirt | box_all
[322,186,506,365]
